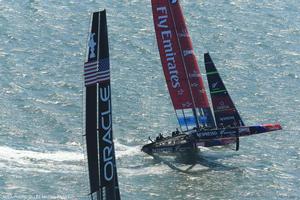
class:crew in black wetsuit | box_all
[219,123,224,128]
[172,128,181,137]
[156,133,164,141]
[172,131,176,137]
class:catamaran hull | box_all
[142,141,196,155]
[142,124,282,155]
[192,124,281,140]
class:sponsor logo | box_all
[183,49,193,56]
[100,85,114,182]
[177,89,184,96]
[212,82,218,88]
[153,147,173,153]
[182,101,192,107]
[88,33,96,59]
[199,89,206,93]
[157,7,180,89]
[196,131,218,137]
[220,116,235,121]
[178,29,189,38]
[196,129,238,138]
[170,0,177,4]
[216,101,230,110]
[189,70,201,78]
[191,83,199,87]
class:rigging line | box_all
[168,1,200,128]
[182,109,188,130]
[174,110,183,131]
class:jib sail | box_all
[84,10,120,200]
[204,52,245,128]
[151,0,215,129]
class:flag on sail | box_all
[84,58,110,86]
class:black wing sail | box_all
[84,10,121,200]
[85,11,100,196]
[204,53,245,128]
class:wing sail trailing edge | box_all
[85,11,100,195]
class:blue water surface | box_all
[0,0,299,199]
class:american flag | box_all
[84,58,110,86]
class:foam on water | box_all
[114,140,142,159]
[0,146,82,162]
[0,146,83,173]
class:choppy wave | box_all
[1,0,300,199]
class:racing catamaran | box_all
[84,10,121,200]
[142,0,281,155]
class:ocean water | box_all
[0,0,299,199]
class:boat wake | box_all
[114,140,143,159]
[0,146,83,173]
[147,148,240,174]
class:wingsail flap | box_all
[204,53,245,128]
[84,10,120,199]
[151,0,215,129]
[169,1,210,109]
[97,10,120,199]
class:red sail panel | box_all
[169,1,210,108]
[152,0,194,109]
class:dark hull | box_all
[142,124,281,155]
[142,134,195,155]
